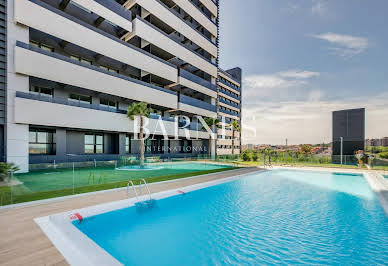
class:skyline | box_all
[219,0,388,145]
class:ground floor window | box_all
[180,139,192,153]
[145,137,164,154]
[84,134,104,154]
[126,136,131,153]
[29,129,56,155]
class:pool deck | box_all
[0,167,260,266]
[1,166,388,266]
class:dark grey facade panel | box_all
[332,108,365,155]
[0,0,5,161]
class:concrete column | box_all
[163,139,169,154]
[55,129,67,161]
[6,0,30,172]
[119,133,127,155]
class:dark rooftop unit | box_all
[332,108,365,156]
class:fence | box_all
[0,155,234,207]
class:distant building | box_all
[332,108,365,157]
[382,137,388,147]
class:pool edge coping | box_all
[34,169,262,266]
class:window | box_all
[30,40,54,52]
[100,65,119,74]
[29,129,56,155]
[84,134,103,154]
[70,55,92,65]
[69,94,92,104]
[125,136,131,153]
[100,98,117,110]
[30,85,53,97]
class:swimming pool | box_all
[42,169,388,265]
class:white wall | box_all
[14,0,177,83]
[134,18,217,77]
[179,77,217,98]
[198,0,217,17]
[178,103,217,118]
[136,0,217,57]
[14,46,178,109]
[7,0,29,173]
[14,98,212,140]
[71,0,133,32]
[170,0,217,36]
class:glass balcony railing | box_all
[219,98,240,109]
[219,108,240,117]
[219,78,240,92]
[218,88,240,101]
[179,94,217,112]
[180,69,216,92]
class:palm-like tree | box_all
[230,121,241,156]
[201,117,220,158]
[127,102,153,165]
[0,162,20,182]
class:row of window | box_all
[219,76,240,90]
[218,87,239,99]
[217,145,240,149]
[30,85,119,110]
[29,130,132,155]
[218,96,239,106]
[219,106,239,116]
[30,41,120,74]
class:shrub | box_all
[241,151,251,161]
[252,152,258,162]
[379,152,388,159]
[0,163,20,182]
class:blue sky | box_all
[219,0,388,145]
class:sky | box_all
[218,0,388,145]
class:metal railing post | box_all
[72,162,75,194]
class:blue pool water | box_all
[74,170,388,265]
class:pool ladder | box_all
[127,179,152,202]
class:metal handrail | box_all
[127,180,139,201]
[139,179,152,201]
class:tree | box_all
[202,117,220,158]
[230,121,241,156]
[300,144,312,154]
[127,102,153,165]
[241,150,250,161]
[0,162,20,182]
[252,151,259,162]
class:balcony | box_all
[218,88,240,101]
[135,0,217,57]
[219,78,240,92]
[170,0,217,36]
[178,94,217,118]
[15,0,178,83]
[15,42,178,109]
[219,98,240,109]
[179,69,217,97]
[133,17,217,77]
[14,92,213,139]
[219,109,240,118]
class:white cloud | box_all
[241,93,388,145]
[243,70,320,102]
[311,32,369,57]
[311,0,329,16]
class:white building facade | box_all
[1,0,241,171]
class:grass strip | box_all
[0,167,240,206]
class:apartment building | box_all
[216,67,242,155]
[1,0,241,172]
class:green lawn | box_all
[0,167,239,206]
